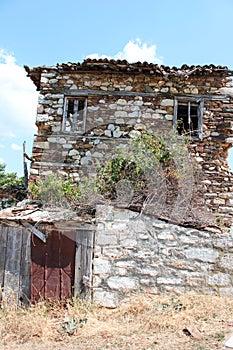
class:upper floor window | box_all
[62,97,87,133]
[173,98,204,139]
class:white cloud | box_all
[86,38,162,64]
[11,143,22,151]
[0,157,4,163]
[0,49,38,137]
[86,53,113,60]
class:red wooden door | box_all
[31,229,76,302]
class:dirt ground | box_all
[0,293,233,350]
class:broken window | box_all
[62,97,87,133]
[174,98,204,139]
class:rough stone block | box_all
[33,141,50,149]
[93,289,119,308]
[185,248,218,262]
[107,276,138,290]
[115,111,127,118]
[93,257,112,275]
[138,267,158,277]
[115,260,135,268]
[36,114,51,122]
[120,238,137,248]
[219,254,233,270]
[93,275,102,287]
[157,277,183,285]
[95,233,118,246]
[160,99,173,107]
[208,272,232,286]
[219,287,233,297]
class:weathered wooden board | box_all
[45,230,61,299]
[19,228,31,304]
[3,226,23,303]
[0,225,7,288]
[31,233,46,302]
[60,230,76,299]
[74,229,95,296]
[22,222,46,243]
[0,224,31,304]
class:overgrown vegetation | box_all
[28,131,214,227]
[0,293,232,349]
[29,175,81,206]
[96,131,175,206]
[0,164,25,209]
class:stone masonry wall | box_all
[27,63,233,224]
[93,205,233,307]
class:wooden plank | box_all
[86,230,95,287]
[31,232,46,302]
[74,235,82,295]
[22,222,46,243]
[0,225,7,289]
[45,230,60,299]
[19,228,31,304]
[60,230,76,298]
[74,229,85,295]
[4,226,23,304]
[63,88,229,101]
[74,229,95,296]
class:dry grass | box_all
[1,292,233,349]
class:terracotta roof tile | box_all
[24,59,231,90]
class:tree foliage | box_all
[0,164,25,209]
[0,164,24,189]
[29,175,81,207]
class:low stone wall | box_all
[93,205,233,307]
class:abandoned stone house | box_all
[25,60,233,224]
[1,59,233,307]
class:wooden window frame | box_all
[173,97,204,140]
[62,96,87,133]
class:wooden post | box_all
[23,141,28,189]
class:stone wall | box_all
[26,61,233,224]
[93,205,233,307]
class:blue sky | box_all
[1,0,233,176]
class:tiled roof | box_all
[24,59,230,90]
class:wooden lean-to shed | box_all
[0,202,95,304]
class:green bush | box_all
[29,175,81,206]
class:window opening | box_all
[62,97,87,133]
[174,98,204,139]
[177,103,198,136]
